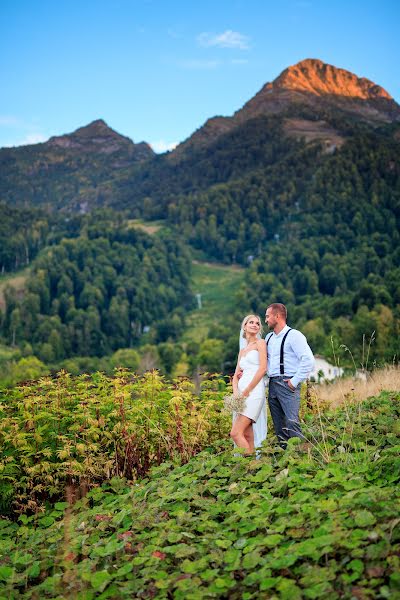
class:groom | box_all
[265,303,314,448]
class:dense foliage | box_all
[110,114,314,219]
[0,370,228,516]
[0,203,49,273]
[0,389,399,598]
[116,117,400,363]
[239,130,400,362]
[96,114,400,363]
[0,213,192,361]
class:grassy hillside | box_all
[126,218,167,235]
[183,261,245,344]
[0,388,399,599]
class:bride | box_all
[230,314,267,454]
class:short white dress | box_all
[237,350,266,422]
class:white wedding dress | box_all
[236,340,267,451]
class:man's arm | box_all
[288,331,314,388]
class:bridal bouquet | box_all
[223,391,246,414]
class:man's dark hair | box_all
[268,303,287,320]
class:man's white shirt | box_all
[266,325,314,388]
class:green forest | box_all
[0,211,194,383]
[0,109,399,384]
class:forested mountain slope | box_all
[0,59,399,369]
[0,120,154,211]
[1,212,192,362]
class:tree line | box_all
[0,212,193,364]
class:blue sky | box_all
[1,0,399,152]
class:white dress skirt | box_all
[237,350,266,423]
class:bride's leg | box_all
[230,415,253,454]
[244,423,255,454]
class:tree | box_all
[6,356,49,385]
[197,339,225,373]
[158,343,182,375]
[110,348,140,371]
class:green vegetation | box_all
[0,384,399,598]
[184,261,244,341]
[1,84,399,597]
[0,370,229,516]
[0,211,193,363]
[0,256,247,384]
[126,219,166,235]
[0,203,49,274]
[173,260,246,376]
[0,267,30,315]
[0,345,51,388]
[239,130,400,363]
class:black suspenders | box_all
[266,328,292,375]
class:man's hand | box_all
[237,369,243,380]
[284,378,295,391]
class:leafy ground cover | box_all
[0,391,399,598]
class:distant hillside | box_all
[0,211,193,362]
[0,203,50,273]
[0,119,154,210]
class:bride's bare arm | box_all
[232,350,243,395]
[241,340,267,397]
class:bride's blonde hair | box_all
[241,314,263,339]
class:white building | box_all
[310,356,344,382]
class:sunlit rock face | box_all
[271,58,393,100]
[169,58,400,162]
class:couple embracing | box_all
[230,303,314,454]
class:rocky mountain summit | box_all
[238,58,399,122]
[171,59,400,160]
[266,58,392,100]
[47,119,154,160]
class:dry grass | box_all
[315,365,400,408]
[126,219,163,235]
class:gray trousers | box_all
[268,376,303,448]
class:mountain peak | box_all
[48,119,132,149]
[172,59,399,162]
[271,58,393,100]
[72,119,113,135]
[47,119,154,158]
[234,58,399,127]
